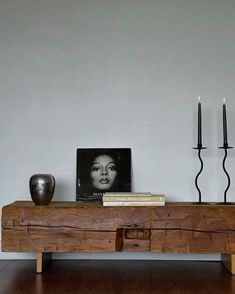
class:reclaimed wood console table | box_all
[2,201,235,274]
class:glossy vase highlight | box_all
[30,174,55,205]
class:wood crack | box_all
[19,224,116,231]
[153,228,234,234]
[16,224,235,234]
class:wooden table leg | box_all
[221,253,235,274]
[36,252,52,273]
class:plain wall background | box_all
[1,0,235,260]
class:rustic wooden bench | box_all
[2,201,235,274]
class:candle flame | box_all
[223,97,226,104]
[198,96,201,103]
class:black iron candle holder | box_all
[193,144,208,204]
[217,144,234,205]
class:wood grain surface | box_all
[2,201,235,254]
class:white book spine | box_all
[103,201,165,206]
[104,192,152,197]
[103,196,165,202]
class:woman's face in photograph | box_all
[90,154,117,190]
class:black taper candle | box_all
[198,96,202,147]
[223,97,228,147]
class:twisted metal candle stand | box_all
[217,144,234,205]
[193,145,208,204]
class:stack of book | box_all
[102,192,165,206]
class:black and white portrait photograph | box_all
[76,148,131,201]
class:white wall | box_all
[1,0,235,260]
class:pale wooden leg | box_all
[221,253,235,274]
[36,252,52,273]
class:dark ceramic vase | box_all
[30,174,55,205]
